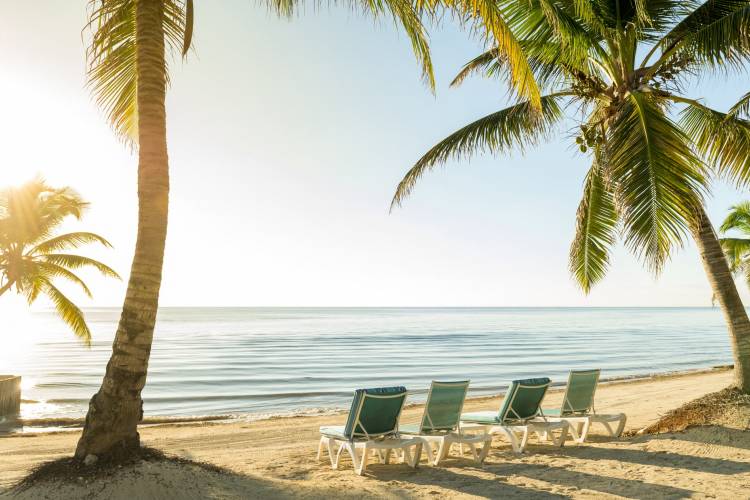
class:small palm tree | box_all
[720,202,750,289]
[0,178,119,343]
[392,1,750,391]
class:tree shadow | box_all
[492,462,693,499]
[360,462,569,499]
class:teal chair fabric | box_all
[462,377,551,424]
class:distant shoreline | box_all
[5,364,732,436]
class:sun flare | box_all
[2,168,42,189]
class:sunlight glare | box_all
[0,295,36,374]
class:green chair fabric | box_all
[462,377,551,425]
[420,380,469,433]
[342,386,407,440]
[561,369,600,416]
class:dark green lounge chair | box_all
[460,377,569,453]
[318,386,422,475]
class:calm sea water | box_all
[2,307,734,428]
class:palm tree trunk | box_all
[692,205,750,392]
[75,0,169,459]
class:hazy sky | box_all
[2,0,750,308]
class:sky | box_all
[1,0,750,309]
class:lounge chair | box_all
[459,377,569,453]
[542,369,627,443]
[317,386,423,475]
[399,381,492,465]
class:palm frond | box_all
[728,91,750,118]
[34,262,93,298]
[40,278,92,345]
[443,0,542,107]
[719,201,750,233]
[30,232,113,255]
[569,158,619,293]
[86,0,192,144]
[391,94,565,208]
[720,237,750,273]
[649,0,750,74]
[680,103,750,187]
[38,254,121,279]
[605,92,707,273]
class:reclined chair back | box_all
[560,369,600,416]
[420,380,470,433]
[497,377,551,424]
[343,386,407,440]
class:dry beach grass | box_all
[2,368,750,499]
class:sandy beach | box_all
[2,367,749,498]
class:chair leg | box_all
[614,414,627,437]
[422,439,436,465]
[518,428,530,452]
[433,438,447,466]
[333,442,347,470]
[496,427,523,453]
[477,438,491,464]
[353,443,367,475]
[327,439,337,467]
[410,443,423,468]
[577,420,590,443]
[317,437,326,461]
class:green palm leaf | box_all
[34,262,93,298]
[605,92,707,272]
[30,232,113,254]
[86,0,193,144]
[648,0,750,74]
[391,94,565,208]
[728,91,750,118]
[40,278,92,345]
[445,0,541,106]
[38,254,120,280]
[570,158,619,293]
[680,103,750,187]
[720,201,750,233]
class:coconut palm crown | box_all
[392,0,750,389]
[0,178,119,343]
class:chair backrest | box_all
[497,377,551,423]
[420,380,470,433]
[343,386,407,440]
[560,369,600,416]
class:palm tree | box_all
[75,0,501,459]
[0,178,119,343]
[392,1,750,392]
[719,202,750,289]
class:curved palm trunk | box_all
[76,0,169,458]
[692,205,750,392]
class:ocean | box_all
[2,307,734,431]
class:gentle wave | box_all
[5,307,736,429]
